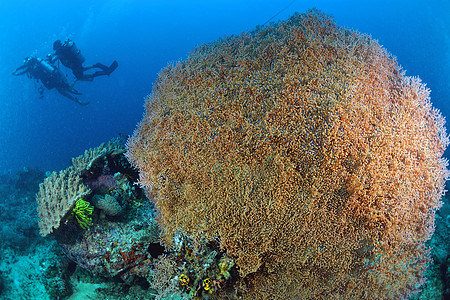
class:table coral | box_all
[36,167,91,236]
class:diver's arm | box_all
[47,53,58,64]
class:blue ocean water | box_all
[0,0,449,173]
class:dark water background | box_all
[0,0,448,173]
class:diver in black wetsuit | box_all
[12,56,89,105]
[49,39,118,82]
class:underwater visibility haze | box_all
[0,0,449,173]
[0,0,450,299]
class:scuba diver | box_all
[12,56,89,105]
[49,39,118,82]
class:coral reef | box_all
[150,233,237,299]
[92,194,123,216]
[72,139,125,175]
[41,245,73,299]
[126,9,449,299]
[36,138,138,237]
[14,167,45,193]
[0,170,41,252]
[36,167,91,236]
[33,139,165,294]
[4,138,160,299]
[410,185,450,299]
[0,167,55,298]
[58,212,159,281]
[0,239,70,300]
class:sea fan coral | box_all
[126,9,448,299]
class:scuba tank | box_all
[39,58,55,75]
[25,57,55,78]
[34,57,67,89]
[36,58,59,89]
[64,39,86,64]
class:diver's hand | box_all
[12,69,26,76]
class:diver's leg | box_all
[38,85,45,99]
[75,67,93,81]
[57,88,89,105]
[83,64,97,70]
[72,67,93,82]
[68,85,82,95]
[91,63,109,71]
[70,78,79,88]
[87,61,118,78]
[78,74,94,81]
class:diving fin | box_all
[77,99,90,105]
[107,60,118,75]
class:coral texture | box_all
[36,167,91,236]
[92,194,122,216]
[126,9,449,299]
[36,139,124,237]
[87,174,117,192]
[72,138,125,175]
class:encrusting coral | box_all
[126,9,449,299]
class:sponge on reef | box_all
[92,194,122,216]
[126,9,449,299]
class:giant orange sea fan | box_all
[126,9,448,299]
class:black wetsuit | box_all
[51,39,118,81]
[54,40,86,79]
[12,56,88,105]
